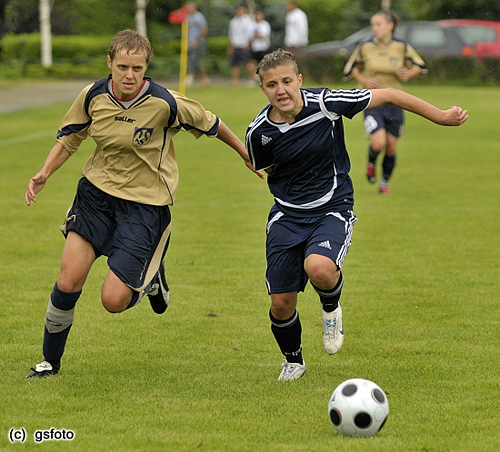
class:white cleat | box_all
[322,304,344,354]
[278,359,306,381]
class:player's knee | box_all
[306,261,339,288]
[270,293,296,319]
[56,274,84,294]
[101,292,129,313]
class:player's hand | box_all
[244,158,265,179]
[364,77,379,89]
[441,106,469,126]
[25,172,48,206]
[397,67,411,82]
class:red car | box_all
[439,19,500,59]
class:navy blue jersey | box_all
[246,88,371,217]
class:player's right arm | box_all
[368,88,468,126]
[25,142,71,206]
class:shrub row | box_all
[305,55,500,86]
[0,33,230,62]
[2,33,500,84]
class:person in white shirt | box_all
[228,5,255,85]
[284,1,308,55]
[249,10,272,79]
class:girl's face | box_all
[107,50,148,101]
[370,14,394,42]
[259,63,303,122]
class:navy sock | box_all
[312,272,343,313]
[43,283,81,370]
[368,146,379,165]
[382,154,396,181]
[270,310,303,364]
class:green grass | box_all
[0,83,499,451]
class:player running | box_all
[24,29,262,378]
[246,49,467,381]
[343,11,428,194]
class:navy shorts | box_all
[265,207,357,294]
[363,104,404,138]
[231,47,250,67]
[61,177,172,291]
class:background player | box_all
[343,10,427,193]
[24,29,262,379]
[246,49,467,381]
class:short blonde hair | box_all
[256,48,299,80]
[107,29,153,65]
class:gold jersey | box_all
[343,39,427,90]
[56,77,218,206]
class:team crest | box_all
[133,127,153,147]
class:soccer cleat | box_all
[148,262,170,314]
[366,163,376,184]
[278,359,306,381]
[322,304,344,355]
[379,186,391,194]
[25,361,58,379]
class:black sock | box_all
[382,154,396,181]
[312,272,343,313]
[269,310,303,364]
[368,146,379,165]
[43,283,81,370]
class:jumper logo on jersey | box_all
[261,135,272,145]
[133,127,153,147]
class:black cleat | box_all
[148,262,170,314]
[25,361,59,379]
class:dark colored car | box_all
[438,19,500,59]
[305,21,476,59]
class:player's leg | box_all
[379,106,404,193]
[26,231,96,378]
[364,109,387,184]
[103,200,171,314]
[379,133,399,194]
[305,211,357,355]
[266,210,308,380]
[270,291,306,381]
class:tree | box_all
[39,0,52,67]
[136,0,148,36]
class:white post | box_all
[136,0,148,36]
[39,0,52,68]
[381,0,391,11]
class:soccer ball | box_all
[328,378,389,437]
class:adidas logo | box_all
[318,240,332,250]
[261,135,272,145]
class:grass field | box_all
[0,82,499,452]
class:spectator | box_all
[284,1,308,61]
[249,10,272,78]
[185,1,211,87]
[228,4,255,85]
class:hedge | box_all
[1,33,500,84]
[0,33,230,61]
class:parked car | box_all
[438,19,500,59]
[305,21,476,59]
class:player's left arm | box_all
[397,65,423,82]
[216,120,265,179]
[368,88,469,126]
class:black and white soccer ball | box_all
[328,378,389,437]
